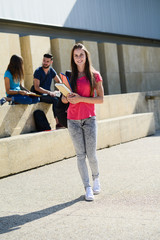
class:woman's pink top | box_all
[67,71,102,120]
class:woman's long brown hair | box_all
[70,43,95,96]
[7,55,24,82]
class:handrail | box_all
[145,94,160,100]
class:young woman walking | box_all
[62,43,104,201]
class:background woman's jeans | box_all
[8,94,40,104]
[68,116,99,188]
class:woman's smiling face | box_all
[73,48,86,68]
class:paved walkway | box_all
[0,132,160,240]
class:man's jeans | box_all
[40,95,59,118]
[68,116,99,188]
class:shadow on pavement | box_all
[0,196,83,234]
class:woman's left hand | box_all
[67,93,81,104]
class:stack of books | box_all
[55,73,72,97]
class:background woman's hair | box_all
[7,55,24,82]
[70,43,95,96]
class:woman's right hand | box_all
[62,94,69,103]
[67,93,81,104]
[18,90,28,95]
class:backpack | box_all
[33,109,51,132]
[55,70,71,128]
[55,94,69,128]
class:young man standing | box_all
[33,53,63,129]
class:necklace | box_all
[78,71,85,78]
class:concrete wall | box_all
[51,38,75,75]
[0,32,21,96]
[118,44,160,93]
[0,91,160,140]
[0,32,160,98]
[0,32,160,178]
[98,42,121,95]
[20,35,51,90]
[0,111,155,178]
[79,40,100,72]
[0,103,56,138]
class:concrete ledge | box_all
[96,92,148,120]
[0,91,160,139]
[97,112,155,149]
[0,92,147,138]
[96,91,160,130]
[0,112,155,178]
[0,103,56,138]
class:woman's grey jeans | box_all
[68,116,99,188]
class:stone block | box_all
[0,32,21,96]
[96,96,111,120]
[79,40,100,71]
[0,74,6,97]
[119,113,155,143]
[142,73,160,91]
[98,42,121,95]
[0,92,158,139]
[20,35,51,89]
[97,119,121,149]
[106,72,122,95]
[107,94,134,118]
[118,44,160,93]
[0,129,75,177]
[0,112,155,178]
[146,90,160,130]
[96,92,149,120]
[0,33,21,75]
[143,46,160,72]
[0,141,10,177]
[125,72,143,92]
[0,103,56,138]
[23,74,34,91]
[51,38,75,75]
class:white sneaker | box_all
[85,187,94,201]
[93,178,101,195]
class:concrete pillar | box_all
[143,46,160,91]
[51,38,75,76]
[20,35,51,90]
[79,40,100,72]
[98,42,121,95]
[0,33,21,96]
[118,44,160,93]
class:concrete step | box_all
[96,92,148,120]
[97,113,155,149]
[0,112,155,178]
[0,91,160,139]
[0,102,56,138]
